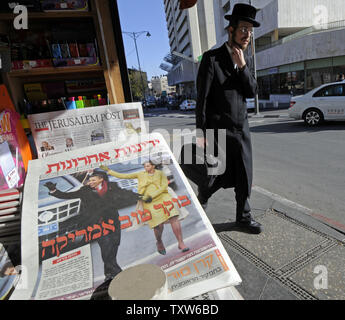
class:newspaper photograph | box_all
[28,102,146,158]
[11,133,241,300]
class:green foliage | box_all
[128,72,144,101]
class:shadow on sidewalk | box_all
[212,222,259,235]
[250,121,345,134]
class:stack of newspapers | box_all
[0,189,22,245]
[0,242,21,300]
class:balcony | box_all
[256,23,345,70]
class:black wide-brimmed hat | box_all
[225,3,260,27]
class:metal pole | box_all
[123,31,150,101]
[132,33,146,100]
[251,34,260,115]
[249,0,260,115]
[192,62,197,99]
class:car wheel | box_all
[303,108,323,126]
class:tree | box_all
[128,69,148,101]
[128,72,143,101]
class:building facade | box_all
[220,0,345,105]
[162,0,217,98]
[163,0,345,106]
[252,0,345,104]
[150,75,176,96]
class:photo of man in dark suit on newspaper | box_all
[44,170,136,283]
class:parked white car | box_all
[289,80,345,126]
[179,99,196,111]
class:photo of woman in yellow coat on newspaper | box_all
[100,160,189,255]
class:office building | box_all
[229,0,345,104]
[162,0,217,98]
[164,0,345,106]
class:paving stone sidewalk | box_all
[189,182,345,300]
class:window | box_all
[333,66,345,82]
[178,29,188,44]
[313,84,344,97]
[280,71,305,96]
[306,67,332,92]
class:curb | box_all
[249,113,290,119]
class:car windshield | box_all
[39,177,76,200]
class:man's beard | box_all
[231,31,249,50]
[233,39,244,50]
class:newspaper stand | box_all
[0,0,129,113]
[0,0,130,298]
[0,1,245,301]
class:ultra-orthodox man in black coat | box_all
[195,3,261,228]
[196,43,256,196]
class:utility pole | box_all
[249,0,260,115]
[122,31,151,100]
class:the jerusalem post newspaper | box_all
[28,102,146,158]
[11,133,241,300]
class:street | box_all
[145,108,345,232]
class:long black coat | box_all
[51,182,136,245]
[195,43,257,197]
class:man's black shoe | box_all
[235,219,262,234]
[90,279,112,300]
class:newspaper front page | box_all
[28,103,146,158]
[11,133,241,300]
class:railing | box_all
[256,19,345,53]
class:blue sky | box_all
[117,0,170,81]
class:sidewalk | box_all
[189,182,345,300]
[248,108,290,119]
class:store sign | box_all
[268,68,278,75]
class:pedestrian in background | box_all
[336,73,345,81]
[195,3,262,234]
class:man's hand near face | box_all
[231,44,246,69]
